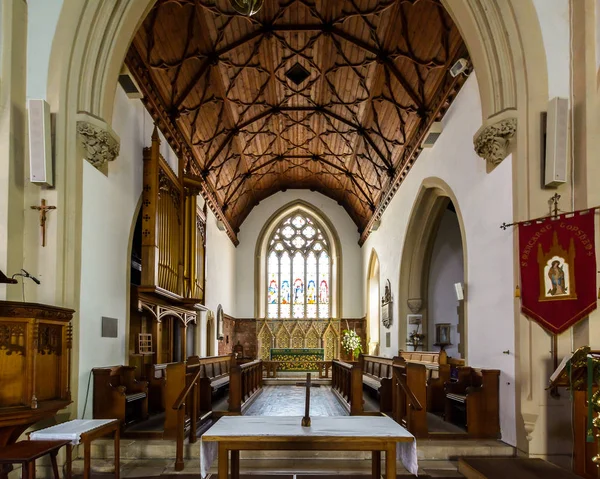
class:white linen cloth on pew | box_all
[30,419,116,445]
[200,415,418,477]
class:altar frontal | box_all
[270,348,324,371]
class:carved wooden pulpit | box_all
[549,346,600,478]
[0,301,73,447]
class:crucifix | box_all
[549,193,561,217]
[30,199,56,247]
[301,372,312,427]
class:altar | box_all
[270,348,324,371]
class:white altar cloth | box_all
[200,416,418,477]
[30,419,116,445]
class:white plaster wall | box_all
[205,209,237,317]
[427,209,464,358]
[362,74,516,445]
[532,0,571,100]
[235,190,363,319]
[26,0,63,99]
[77,87,147,417]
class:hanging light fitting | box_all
[230,0,264,16]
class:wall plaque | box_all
[381,279,393,329]
[101,317,118,338]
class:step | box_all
[81,438,514,462]
[69,458,466,477]
[457,457,579,479]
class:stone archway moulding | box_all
[46,0,548,417]
[366,248,381,354]
[397,177,468,359]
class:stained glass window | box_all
[266,212,332,319]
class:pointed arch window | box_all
[267,213,331,319]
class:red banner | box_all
[518,211,597,334]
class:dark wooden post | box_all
[406,363,428,437]
[228,364,242,413]
[350,362,363,415]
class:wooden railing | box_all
[229,359,263,413]
[171,365,201,471]
[331,359,363,415]
[391,357,427,437]
[263,360,331,378]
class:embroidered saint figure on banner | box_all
[546,259,567,296]
[537,232,577,302]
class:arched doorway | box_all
[398,178,467,361]
[366,250,381,355]
[426,201,464,358]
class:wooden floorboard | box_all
[458,457,579,479]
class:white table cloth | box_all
[29,419,117,445]
[200,416,418,477]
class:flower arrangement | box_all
[341,329,363,360]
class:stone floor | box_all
[245,385,348,416]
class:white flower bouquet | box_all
[341,329,363,360]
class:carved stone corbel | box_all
[473,117,517,167]
[407,298,423,314]
[76,114,120,170]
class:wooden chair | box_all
[92,366,149,426]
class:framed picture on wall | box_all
[435,323,451,346]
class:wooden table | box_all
[0,439,71,479]
[200,416,417,479]
[29,419,120,479]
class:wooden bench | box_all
[187,354,233,411]
[92,366,148,426]
[360,355,393,412]
[331,359,363,415]
[390,356,427,437]
[145,362,179,413]
[444,367,500,438]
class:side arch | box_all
[253,199,343,319]
[397,178,468,359]
[366,249,381,355]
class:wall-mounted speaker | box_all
[454,282,464,301]
[544,97,568,187]
[27,99,53,187]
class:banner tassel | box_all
[515,285,521,298]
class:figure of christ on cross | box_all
[30,199,56,247]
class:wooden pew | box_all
[229,359,263,413]
[145,362,178,413]
[391,357,427,438]
[331,359,363,415]
[187,354,233,412]
[444,367,500,438]
[360,355,393,412]
[92,366,149,426]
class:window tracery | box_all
[267,213,331,320]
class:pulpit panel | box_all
[0,321,28,407]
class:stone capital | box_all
[76,113,120,170]
[407,298,423,314]
[473,117,517,167]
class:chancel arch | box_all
[366,249,381,356]
[398,178,468,361]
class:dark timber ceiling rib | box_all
[126,0,469,244]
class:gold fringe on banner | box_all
[515,285,521,298]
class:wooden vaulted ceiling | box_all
[126,0,469,244]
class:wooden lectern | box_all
[0,300,74,448]
[549,346,600,478]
